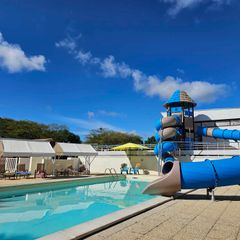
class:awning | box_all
[54,142,98,156]
[0,139,55,157]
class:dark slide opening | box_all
[162,161,174,175]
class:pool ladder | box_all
[104,168,119,180]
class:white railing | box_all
[93,141,240,152]
[176,141,240,151]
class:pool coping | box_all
[0,175,126,197]
[38,189,194,240]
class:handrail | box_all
[104,168,112,175]
[110,168,117,175]
[110,168,119,180]
[104,168,119,180]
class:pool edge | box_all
[0,175,126,198]
[38,189,194,240]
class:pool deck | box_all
[87,185,240,240]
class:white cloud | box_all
[131,73,227,103]
[75,50,92,65]
[87,110,126,118]
[99,55,132,78]
[55,37,77,52]
[87,111,95,119]
[98,110,126,118]
[177,68,185,74]
[100,55,117,77]
[0,32,46,73]
[159,0,233,16]
[56,35,228,103]
[60,115,124,132]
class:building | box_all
[195,108,240,142]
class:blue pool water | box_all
[0,180,156,239]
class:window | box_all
[215,120,230,127]
[230,120,240,126]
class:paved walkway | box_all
[87,185,240,240]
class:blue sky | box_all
[0,0,240,140]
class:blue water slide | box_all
[181,156,240,189]
[180,160,216,189]
[143,156,240,196]
[154,142,177,156]
[197,127,240,141]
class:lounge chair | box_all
[130,163,141,174]
[120,163,129,174]
[0,163,5,179]
[3,170,16,179]
[16,164,31,178]
[56,168,68,177]
[79,164,87,175]
[65,166,78,176]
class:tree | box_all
[145,136,157,144]
[0,118,81,143]
[85,128,142,145]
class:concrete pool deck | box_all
[87,185,240,240]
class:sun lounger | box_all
[3,171,16,179]
[16,164,31,178]
[120,163,129,174]
[0,163,5,179]
[130,163,141,174]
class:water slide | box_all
[143,156,240,196]
[197,127,240,141]
[143,121,240,197]
[154,114,181,156]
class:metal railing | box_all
[94,141,240,155]
[104,168,119,180]
[176,141,240,151]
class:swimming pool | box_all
[0,179,156,239]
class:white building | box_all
[194,108,240,142]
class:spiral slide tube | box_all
[197,127,240,141]
[143,156,240,196]
[154,114,181,161]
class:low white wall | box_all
[90,151,130,174]
[90,151,158,174]
[178,155,234,162]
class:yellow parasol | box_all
[111,142,148,151]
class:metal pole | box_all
[158,136,163,176]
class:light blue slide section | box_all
[197,127,240,141]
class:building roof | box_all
[164,90,196,108]
[195,108,240,122]
[0,139,55,157]
[54,142,98,156]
